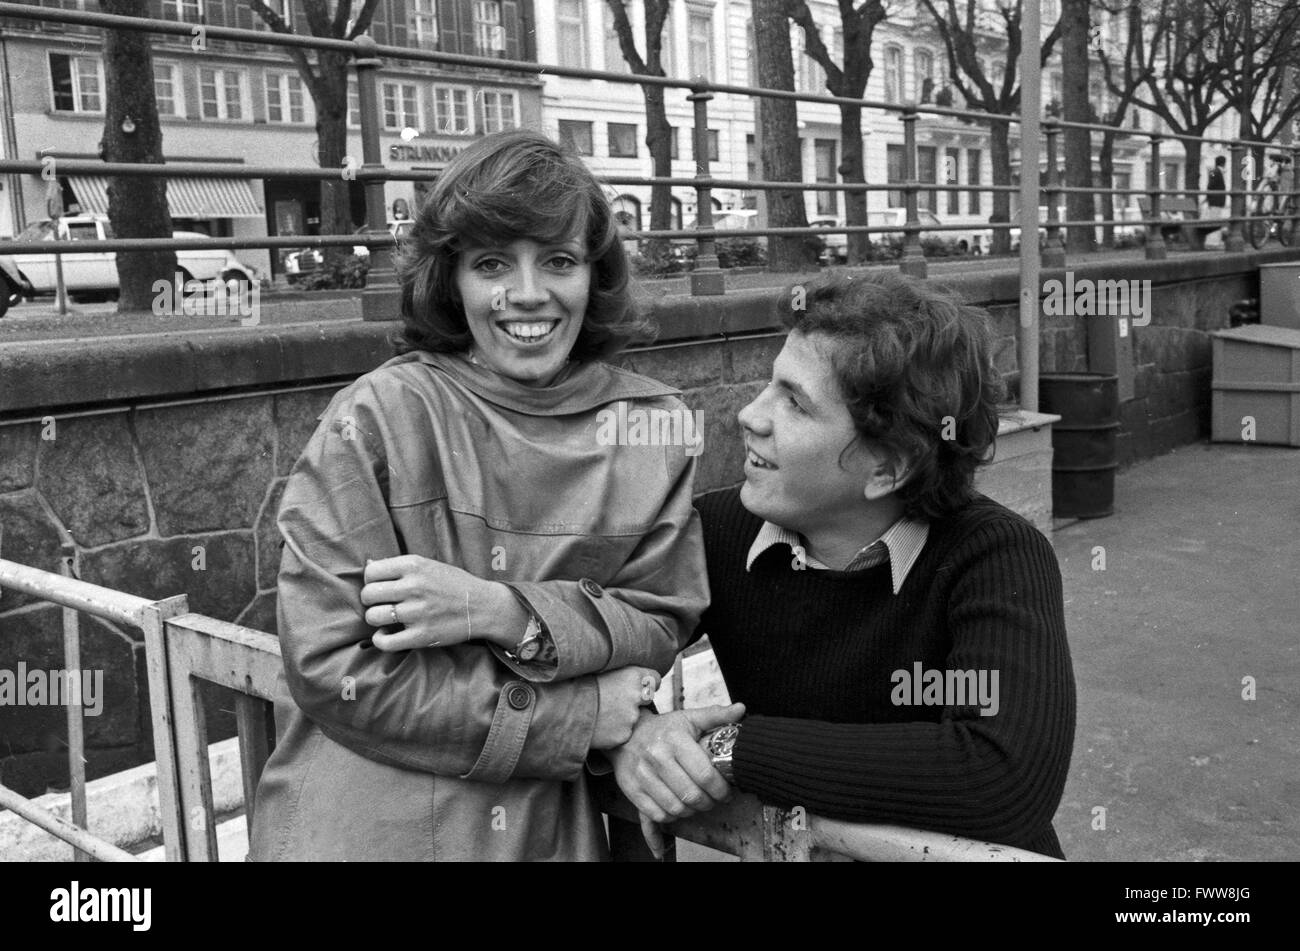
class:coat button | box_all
[507,684,532,710]
[579,578,604,598]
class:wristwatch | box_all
[506,613,544,663]
[704,723,741,784]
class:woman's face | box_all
[454,235,591,387]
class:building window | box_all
[266,72,308,124]
[745,22,757,86]
[348,80,361,127]
[409,0,438,51]
[796,25,826,94]
[556,0,587,69]
[382,82,419,131]
[705,129,720,162]
[884,46,903,104]
[814,139,837,215]
[887,143,905,207]
[255,0,288,30]
[612,195,641,232]
[670,126,679,160]
[161,0,203,23]
[558,119,594,155]
[746,133,757,193]
[657,8,675,76]
[199,67,247,121]
[609,122,638,158]
[967,148,982,214]
[915,49,934,103]
[917,145,937,212]
[1162,161,1180,190]
[604,2,631,73]
[50,53,102,113]
[688,12,713,80]
[946,147,961,214]
[154,62,182,117]
[474,0,506,57]
[480,90,518,133]
[433,85,472,134]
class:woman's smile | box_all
[456,236,590,386]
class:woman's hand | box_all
[590,667,662,750]
[360,555,525,651]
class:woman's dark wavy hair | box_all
[394,129,651,360]
[783,271,1008,520]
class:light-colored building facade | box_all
[533,0,1270,244]
[0,0,542,277]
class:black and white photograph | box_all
[0,0,1293,923]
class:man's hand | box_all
[590,667,662,750]
[609,704,746,834]
[361,555,525,651]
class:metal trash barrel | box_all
[1039,373,1120,518]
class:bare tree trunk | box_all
[754,0,812,270]
[838,103,869,263]
[315,51,354,266]
[1062,0,1093,253]
[1099,129,1116,247]
[645,84,673,259]
[1182,137,1203,198]
[990,121,1012,255]
[100,0,175,311]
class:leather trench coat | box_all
[249,350,709,861]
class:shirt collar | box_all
[745,517,930,595]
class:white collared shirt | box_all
[744,517,930,594]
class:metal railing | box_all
[0,0,1296,300]
[0,556,1057,862]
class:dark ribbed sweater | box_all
[695,487,1077,859]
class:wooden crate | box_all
[1211,324,1300,447]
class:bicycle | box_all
[1247,171,1298,249]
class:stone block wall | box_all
[0,252,1282,796]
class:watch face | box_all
[517,638,540,662]
[709,724,739,756]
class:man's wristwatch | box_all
[704,723,741,784]
[507,613,544,663]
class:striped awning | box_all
[68,175,263,219]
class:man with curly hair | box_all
[608,272,1077,860]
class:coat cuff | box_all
[460,681,537,784]
[506,578,639,679]
[461,675,599,783]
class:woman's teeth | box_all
[502,321,558,341]
[748,450,775,469]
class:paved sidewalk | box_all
[1051,442,1299,862]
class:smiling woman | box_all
[249,130,709,862]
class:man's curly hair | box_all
[783,271,1007,520]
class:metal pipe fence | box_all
[0,0,1295,287]
[0,555,1057,862]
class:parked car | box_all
[0,214,260,302]
[1006,203,1143,251]
[810,216,848,263]
[876,208,988,255]
[283,220,413,282]
[671,209,763,260]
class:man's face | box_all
[737,330,894,536]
